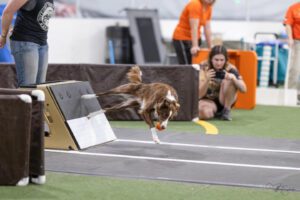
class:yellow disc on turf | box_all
[194,120,218,135]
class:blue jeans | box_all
[10,40,49,86]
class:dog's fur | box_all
[90,65,180,143]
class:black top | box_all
[10,0,54,45]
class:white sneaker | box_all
[31,175,46,185]
[16,177,29,186]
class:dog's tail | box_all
[127,65,142,84]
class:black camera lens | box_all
[215,70,225,79]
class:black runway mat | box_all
[45,128,300,191]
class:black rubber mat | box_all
[45,128,300,191]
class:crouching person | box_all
[198,45,247,121]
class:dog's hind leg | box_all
[95,83,141,97]
[86,99,140,119]
[86,110,106,119]
[104,98,141,113]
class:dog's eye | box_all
[164,110,172,118]
[160,104,168,109]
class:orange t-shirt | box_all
[283,3,300,40]
[173,0,212,41]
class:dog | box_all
[83,65,180,144]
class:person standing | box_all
[283,2,300,104]
[172,0,216,65]
[0,0,54,87]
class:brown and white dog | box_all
[83,65,180,144]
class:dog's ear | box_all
[164,99,180,111]
[175,102,180,111]
[172,102,180,117]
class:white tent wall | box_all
[213,0,296,21]
[47,18,124,64]
[47,18,284,64]
[0,0,295,63]
[65,0,296,21]
[0,0,297,20]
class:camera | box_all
[215,70,225,79]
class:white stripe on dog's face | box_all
[160,110,173,129]
[166,90,176,102]
[154,109,158,119]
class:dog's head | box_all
[155,90,180,130]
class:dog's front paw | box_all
[152,136,161,144]
[151,127,160,144]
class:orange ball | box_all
[155,123,164,131]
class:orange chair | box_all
[192,49,257,109]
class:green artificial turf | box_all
[110,105,300,140]
[0,172,299,200]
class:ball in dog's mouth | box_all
[155,122,165,131]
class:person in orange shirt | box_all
[283,2,300,104]
[172,0,216,65]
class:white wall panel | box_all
[47,18,285,64]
